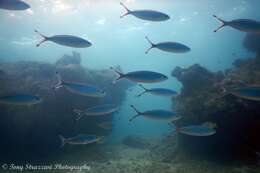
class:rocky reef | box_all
[171,33,260,163]
[0,52,133,163]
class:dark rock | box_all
[56,51,81,67]
[243,33,260,55]
[171,56,260,162]
[0,52,133,162]
[172,64,224,97]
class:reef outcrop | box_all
[171,34,260,162]
[0,52,133,162]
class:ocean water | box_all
[0,0,260,173]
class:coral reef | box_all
[0,52,133,163]
[171,34,260,162]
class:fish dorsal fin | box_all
[213,15,228,32]
[120,2,132,18]
[145,36,156,54]
[35,30,49,47]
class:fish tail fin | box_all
[120,2,131,18]
[137,85,148,97]
[139,84,148,91]
[129,105,141,122]
[35,30,48,47]
[110,67,124,83]
[145,36,155,54]
[129,114,140,122]
[53,71,64,90]
[213,15,227,32]
[58,135,66,148]
[73,109,84,120]
[136,91,146,97]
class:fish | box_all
[145,36,191,54]
[0,0,30,11]
[176,125,216,137]
[213,15,260,33]
[129,105,181,122]
[137,84,178,97]
[35,30,92,48]
[73,104,118,120]
[59,134,103,147]
[54,72,106,97]
[0,94,42,106]
[98,121,113,130]
[120,2,170,22]
[229,86,260,101]
[110,67,168,83]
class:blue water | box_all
[1,0,260,171]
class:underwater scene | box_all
[1,0,260,172]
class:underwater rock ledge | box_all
[0,52,134,162]
[171,57,260,162]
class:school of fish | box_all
[0,0,260,147]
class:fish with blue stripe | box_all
[174,125,216,137]
[229,86,260,101]
[54,72,106,97]
[137,84,178,97]
[35,30,92,48]
[0,94,42,106]
[73,104,118,120]
[120,2,170,22]
[59,134,104,148]
[213,15,260,33]
[0,0,30,11]
[129,105,181,122]
[145,36,191,54]
[110,67,168,83]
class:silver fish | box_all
[73,104,118,120]
[129,105,181,122]
[35,30,92,48]
[59,134,103,148]
[0,94,42,106]
[120,2,170,22]
[145,36,191,54]
[54,72,106,97]
[229,86,260,101]
[213,15,260,33]
[137,84,178,97]
[176,125,216,137]
[0,0,30,11]
[110,67,168,83]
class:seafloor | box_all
[1,136,259,173]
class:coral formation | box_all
[171,34,260,162]
[0,52,133,162]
